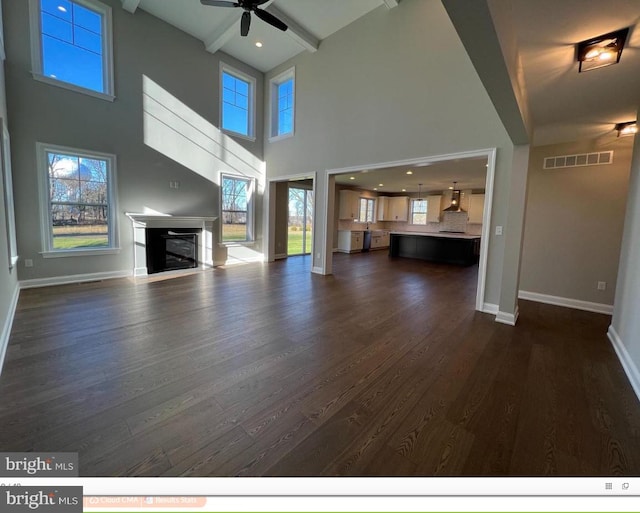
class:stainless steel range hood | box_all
[443,186,466,212]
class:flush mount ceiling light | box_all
[577,28,629,72]
[615,121,638,137]
[406,170,413,175]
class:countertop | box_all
[390,231,481,240]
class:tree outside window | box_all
[221,175,251,241]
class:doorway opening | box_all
[288,183,313,256]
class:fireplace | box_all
[125,213,217,277]
[146,228,199,274]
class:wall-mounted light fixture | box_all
[577,28,629,72]
[615,121,638,137]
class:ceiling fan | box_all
[200,0,288,37]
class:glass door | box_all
[288,186,313,256]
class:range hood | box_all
[443,183,466,212]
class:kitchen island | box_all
[389,231,481,266]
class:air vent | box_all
[543,151,613,170]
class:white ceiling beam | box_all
[265,5,319,53]
[121,0,140,14]
[383,0,399,9]
[203,11,243,54]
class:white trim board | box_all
[608,325,640,403]
[481,303,499,315]
[518,290,613,315]
[0,283,20,376]
[496,306,519,326]
[20,270,132,289]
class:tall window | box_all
[221,65,255,139]
[37,143,118,255]
[358,197,375,223]
[1,121,18,269]
[410,198,428,225]
[29,0,114,99]
[269,67,295,140]
[221,175,253,242]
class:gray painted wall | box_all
[520,137,633,305]
[0,0,19,368]
[264,0,519,310]
[3,0,264,281]
[611,107,640,371]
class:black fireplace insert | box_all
[146,228,200,274]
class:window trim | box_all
[219,173,255,243]
[356,197,376,224]
[28,0,115,102]
[268,67,295,142]
[219,63,256,142]
[410,197,428,225]
[36,142,120,257]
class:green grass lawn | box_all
[53,235,109,250]
[222,224,248,242]
[288,230,312,255]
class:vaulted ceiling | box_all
[121,0,640,148]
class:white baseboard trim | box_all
[311,266,325,275]
[518,290,613,315]
[481,302,499,314]
[608,325,640,403]
[20,270,132,289]
[274,253,288,260]
[496,305,519,326]
[0,283,20,376]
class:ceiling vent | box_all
[543,151,613,170]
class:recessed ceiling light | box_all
[373,188,378,191]
[378,183,384,187]
[57,5,67,12]
[402,188,406,192]
[406,170,413,175]
[255,41,263,48]
[449,186,454,190]
[349,176,355,180]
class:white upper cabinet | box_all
[339,190,360,220]
[468,193,485,224]
[427,195,442,223]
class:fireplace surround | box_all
[126,213,217,276]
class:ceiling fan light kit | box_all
[576,27,629,72]
[201,0,288,36]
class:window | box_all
[269,67,295,140]
[221,175,254,242]
[358,197,375,223]
[1,121,18,269]
[221,65,255,139]
[37,143,118,256]
[29,0,114,100]
[410,198,428,225]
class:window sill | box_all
[32,73,116,102]
[221,128,256,143]
[218,241,256,247]
[268,132,294,143]
[41,247,121,258]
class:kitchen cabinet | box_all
[388,196,409,221]
[377,197,389,221]
[339,190,360,220]
[370,230,390,250]
[427,195,442,223]
[468,194,485,224]
[337,230,364,253]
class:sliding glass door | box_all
[288,186,313,256]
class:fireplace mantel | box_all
[125,213,217,276]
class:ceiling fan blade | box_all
[254,0,270,5]
[253,8,288,32]
[240,11,251,36]
[200,0,240,7]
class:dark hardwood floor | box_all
[1,251,639,476]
